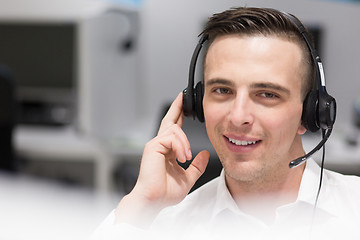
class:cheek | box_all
[262,104,303,139]
[269,110,299,127]
[203,100,226,137]
[203,96,229,120]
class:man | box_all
[92,7,360,239]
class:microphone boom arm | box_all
[289,128,332,168]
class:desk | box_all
[0,170,121,240]
[15,126,97,161]
[14,124,360,194]
[14,125,148,193]
[14,126,103,188]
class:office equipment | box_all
[0,66,16,171]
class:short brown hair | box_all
[200,7,315,100]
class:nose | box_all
[227,90,254,127]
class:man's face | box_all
[203,35,307,184]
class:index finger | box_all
[158,92,184,134]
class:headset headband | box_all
[279,11,336,130]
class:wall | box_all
[138,0,360,134]
[1,0,360,138]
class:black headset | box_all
[182,10,337,168]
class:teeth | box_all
[228,138,257,146]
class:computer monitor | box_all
[0,23,76,125]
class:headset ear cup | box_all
[302,90,320,132]
[182,87,194,119]
[194,82,205,122]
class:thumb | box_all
[186,150,210,187]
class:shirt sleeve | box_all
[89,210,147,240]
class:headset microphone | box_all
[289,128,332,168]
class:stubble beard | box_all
[218,151,287,189]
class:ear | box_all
[297,124,307,135]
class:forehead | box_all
[204,34,304,91]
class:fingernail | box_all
[187,149,192,159]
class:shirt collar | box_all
[297,158,338,218]
[297,158,322,204]
[211,169,239,219]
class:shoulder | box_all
[325,169,360,190]
[308,159,360,197]
[169,175,220,211]
[154,176,221,224]
[184,175,222,204]
[323,169,360,211]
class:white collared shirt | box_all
[91,159,360,240]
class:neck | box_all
[225,154,306,224]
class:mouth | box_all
[228,137,259,146]
[224,135,261,153]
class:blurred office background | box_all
[1,0,360,239]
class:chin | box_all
[221,158,266,182]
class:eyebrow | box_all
[205,78,235,87]
[250,82,290,95]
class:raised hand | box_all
[115,92,209,228]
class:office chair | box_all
[0,65,16,171]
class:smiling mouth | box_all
[227,137,261,146]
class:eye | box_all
[214,88,231,95]
[259,92,279,99]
